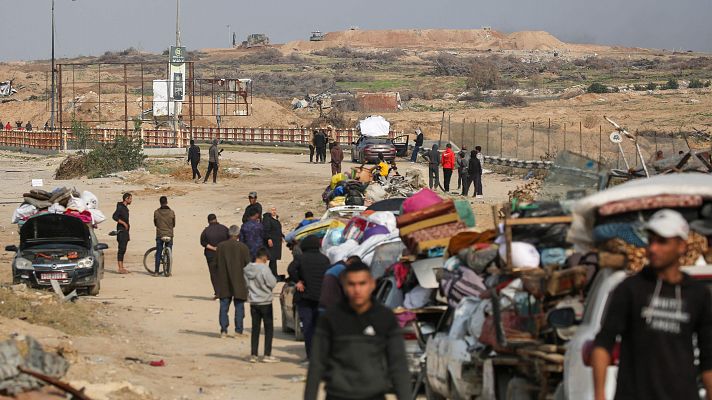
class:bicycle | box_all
[143,236,173,277]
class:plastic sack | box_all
[403,285,433,309]
[540,247,568,267]
[324,239,359,265]
[330,173,347,190]
[48,203,66,214]
[12,204,37,224]
[498,241,541,269]
[89,209,106,224]
[81,191,99,210]
[367,211,397,233]
[66,196,86,213]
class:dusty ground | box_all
[0,149,522,399]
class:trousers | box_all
[219,297,245,333]
[297,299,319,359]
[204,162,218,183]
[250,304,274,356]
[443,168,453,192]
[428,166,439,190]
[154,237,173,273]
[190,160,201,180]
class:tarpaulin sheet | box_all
[568,173,712,251]
[359,116,390,137]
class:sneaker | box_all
[220,332,228,339]
[233,332,245,338]
[261,356,280,363]
[476,195,484,199]
[248,355,259,363]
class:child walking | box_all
[244,247,279,363]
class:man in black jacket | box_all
[411,128,424,162]
[187,139,201,182]
[314,130,327,164]
[262,207,284,277]
[592,209,712,400]
[200,214,229,298]
[112,193,132,274]
[305,261,411,400]
[287,235,331,359]
[242,192,263,224]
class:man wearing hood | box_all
[455,147,470,191]
[262,207,284,277]
[152,196,175,276]
[592,209,712,400]
[203,139,221,184]
[187,139,201,182]
[330,142,344,175]
[441,143,455,192]
[112,193,132,274]
[287,235,331,359]
[215,225,251,337]
[428,144,440,190]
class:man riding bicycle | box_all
[153,196,176,277]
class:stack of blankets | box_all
[11,187,106,227]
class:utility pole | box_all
[226,25,231,48]
[50,0,55,130]
[175,0,181,47]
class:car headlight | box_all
[76,257,94,269]
[15,258,33,270]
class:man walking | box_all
[463,149,482,197]
[330,141,344,175]
[591,209,712,400]
[305,261,411,400]
[428,143,440,190]
[455,147,469,191]
[262,207,284,277]
[314,130,327,164]
[242,192,263,224]
[203,139,221,184]
[112,193,132,274]
[187,139,201,182]
[287,235,331,360]
[215,225,251,338]
[244,247,279,363]
[240,208,265,261]
[411,128,424,162]
[152,196,175,276]
[200,214,229,298]
[441,143,455,192]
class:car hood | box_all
[19,214,91,249]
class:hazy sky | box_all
[1,0,710,62]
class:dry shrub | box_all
[466,59,501,90]
[55,155,86,180]
[508,179,542,203]
[583,115,598,129]
[500,94,527,107]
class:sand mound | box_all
[283,29,570,52]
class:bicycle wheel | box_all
[143,247,157,274]
[162,246,172,277]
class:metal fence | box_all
[446,119,698,169]
[0,127,390,151]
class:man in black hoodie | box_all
[592,209,712,400]
[427,143,440,190]
[305,261,411,400]
[186,139,201,182]
[287,235,330,359]
[112,193,132,274]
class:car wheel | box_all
[294,310,304,341]
[87,280,101,296]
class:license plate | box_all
[40,272,68,280]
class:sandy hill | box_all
[283,28,579,52]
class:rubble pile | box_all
[0,336,69,396]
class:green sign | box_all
[170,46,186,65]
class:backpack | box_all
[439,267,486,307]
[346,189,364,206]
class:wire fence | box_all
[446,119,701,169]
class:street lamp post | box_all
[226,24,231,48]
[50,0,55,130]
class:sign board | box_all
[169,46,186,104]
[609,132,623,144]
[31,179,43,187]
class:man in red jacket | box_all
[441,143,455,193]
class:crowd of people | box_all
[426,141,484,198]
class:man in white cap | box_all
[592,209,712,400]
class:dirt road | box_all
[0,149,522,399]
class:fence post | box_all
[563,122,567,152]
[579,121,583,154]
[654,130,658,154]
[599,125,602,165]
[531,122,535,160]
[499,120,503,157]
[515,124,519,159]
[547,118,551,155]
[486,119,490,155]
[461,118,465,149]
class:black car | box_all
[5,214,108,295]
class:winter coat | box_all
[314,132,327,148]
[244,262,277,305]
[287,236,331,303]
[262,212,284,261]
[415,132,424,146]
[468,153,482,175]
[215,239,251,300]
[239,220,264,260]
[200,222,229,256]
[428,145,440,167]
[330,145,344,164]
[187,144,200,163]
[441,148,455,170]
[208,144,220,163]
[242,202,263,224]
[153,206,176,238]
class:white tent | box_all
[359,115,390,137]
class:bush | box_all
[84,136,145,178]
[633,84,646,91]
[430,53,472,76]
[587,82,609,93]
[500,94,527,107]
[663,79,679,90]
[646,82,658,91]
[69,119,92,151]
[466,59,501,90]
[705,80,712,88]
[689,78,704,88]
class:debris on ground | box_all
[0,336,70,396]
[508,178,542,203]
[54,156,86,180]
